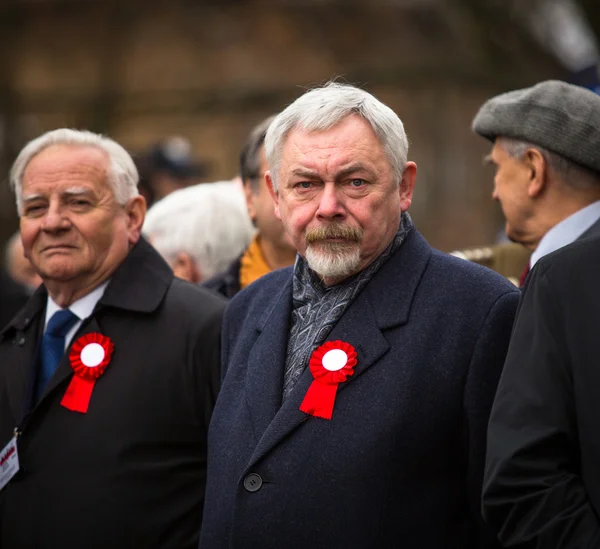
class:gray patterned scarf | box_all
[282,213,414,400]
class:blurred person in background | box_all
[143,180,254,284]
[472,80,600,286]
[0,129,225,549]
[5,230,43,292]
[0,263,28,330]
[203,116,296,298]
[136,136,210,208]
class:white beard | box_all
[305,242,361,280]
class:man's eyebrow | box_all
[335,163,374,179]
[291,168,319,179]
[62,187,91,196]
[22,194,44,203]
[290,164,375,180]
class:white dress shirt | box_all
[530,200,600,268]
[44,280,110,350]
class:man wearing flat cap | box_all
[477,81,600,547]
[472,80,600,285]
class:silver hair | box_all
[10,128,139,215]
[142,181,255,281]
[498,137,600,190]
[264,82,409,190]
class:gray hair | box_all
[498,137,600,190]
[142,181,255,281]
[10,128,139,215]
[240,115,276,193]
[265,82,409,190]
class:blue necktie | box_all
[36,309,79,400]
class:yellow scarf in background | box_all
[239,235,271,290]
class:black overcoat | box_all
[484,235,600,548]
[0,268,28,331]
[0,238,226,549]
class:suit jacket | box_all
[0,268,28,331]
[0,238,226,549]
[483,235,600,548]
[199,228,520,549]
[577,214,600,241]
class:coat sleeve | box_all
[483,267,600,548]
[464,289,520,548]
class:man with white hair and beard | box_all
[199,83,519,549]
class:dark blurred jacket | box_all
[202,255,242,299]
[484,235,600,548]
[0,238,226,549]
[0,268,28,330]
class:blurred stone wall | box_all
[0,0,565,252]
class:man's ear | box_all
[173,252,202,283]
[524,148,547,198]
[265,171,281,220]
[399,162,417,213]
[126,195,147,246]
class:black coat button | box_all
[243,473,263,492]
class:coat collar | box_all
[0,237,173,420]
[245,228,432,467]
[1,236,172,340]
[98,236,173,313]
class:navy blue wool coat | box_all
[200,228,519,549]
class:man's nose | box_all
[41,203,70,232]
[316,183,346,221]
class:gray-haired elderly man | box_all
[473,80,600,284]
[143,180,254,284]
[0,129,225,549]
[199,83,519,549]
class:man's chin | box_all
[36,262,80,283]
[305,247,361,282]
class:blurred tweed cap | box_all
[472,80,600,174]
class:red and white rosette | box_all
[61,333,114,413]
[299,340,357,420]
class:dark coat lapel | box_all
[0,289,46,421]
[244,276,294,443]
[33,238,173,409]
[246,229,432,467]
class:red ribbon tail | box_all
[61,376,96,413]
[299,381,339,420]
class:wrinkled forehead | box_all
[281,118,389,171]
[22,144,110,193]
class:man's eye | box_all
[349,179,365,187]
[296,182,313,189]
[25,205,44,214]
